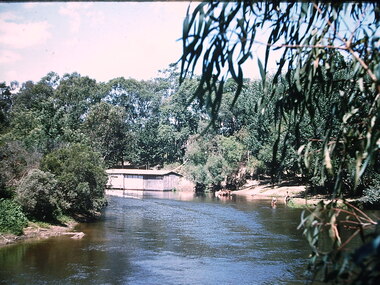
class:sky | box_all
[0,2,198,84]
[1,2,376,87]
[0,1,282,86]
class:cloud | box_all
[0,11,19,21]
[86,10,106,27]
[0,12,51,49]
[3,70,19,83]
[59,2,101,33]
[23,3,52,10]
[0,49,22,64]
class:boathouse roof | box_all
[106,169,182,176]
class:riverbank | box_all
[0,221,83,248]
[233,180,333,207]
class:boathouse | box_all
[106,169,182,191]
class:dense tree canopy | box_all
[82,102,128,167]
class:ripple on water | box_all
[0,194,310,285]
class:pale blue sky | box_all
[0,2,196,84]
[1,2,377,86]
[0,2,288,86]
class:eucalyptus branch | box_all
[369,93,380,116]
[347,5,370,49]
[312,2,378,84]
[343,201,377,225]
[337,228,361,251]
[334,208,373,224]
[253,40,348,51]
[346,47,378,84]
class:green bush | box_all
[358,186,380,208]
[0,173,14,199]
[15,169,59,221]
[184,135,245,189]
[40,144,107,218]
[0,199,28,235]
[357,170,380,208]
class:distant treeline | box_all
[1,60,379,233]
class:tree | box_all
[8,72,104,153]
[15,169,59,221]
[0,140,41,199]
[157,77,201,164]
[103,77,160,126]
[0,199,28,235]
[9,80,60,153]
[40,144,107,219]
[180,1,380,283]
[55,72,102,143]
[184,134,245,190]
[82,102,128,167]
[0,82,15,135]
[102,77,162,166]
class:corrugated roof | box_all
[106,169,182,176]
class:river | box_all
[0,192,311,284]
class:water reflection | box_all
[105,189,210,201]
[1,192,311,284]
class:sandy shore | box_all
[233,180,332,207]
[0,221,83,248]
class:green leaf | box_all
[374,64,380,82]
[258,58,266,85]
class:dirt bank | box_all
[0,221,83,248]
[233,180,333,207]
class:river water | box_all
[0,192,311,284]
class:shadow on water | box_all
[1,191,311,284]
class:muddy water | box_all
[0,192,311,284]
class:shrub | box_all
[358,186,380,208]
[0,173,14,199]
[357,171,380,208]
[184,135,245,190]
[0,199,28,235]
[0,140,42,198]
[40,144,107,218]
[15,169,59,221]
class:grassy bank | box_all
[0,218,81,247]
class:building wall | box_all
[106,171,181,191]
[143,175,164,191]
[124,175,144,190]
[107,174,124,189]
[163,174,180,190]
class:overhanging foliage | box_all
[180,1,379,194]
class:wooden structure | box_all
[106,169,182,191]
